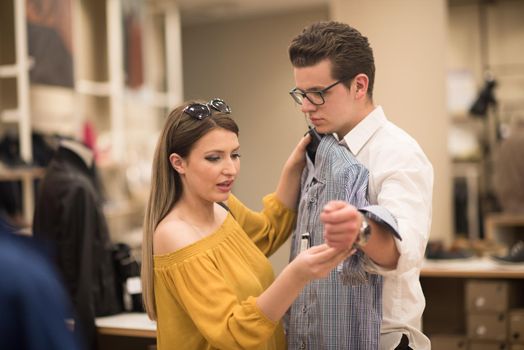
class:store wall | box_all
[183,1,453,272]
[449,0,524,117]
[331,0,452,244]
[182,6,329,272]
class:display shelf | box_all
[0,61,33,78]
[485,212,524,247]
[1,108,20,123]
[421,260,524,349]
[73,0,182,164]
[76,80,112,96]
[422,257,524,279]
[0,64,18,78]
[0,167,45,182]
[0,0,34,224]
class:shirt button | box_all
[299,343,306,349]
[301,306,307,313]
[309,197,316,203]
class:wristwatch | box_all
[356,213,372,248]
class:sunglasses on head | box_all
[183,98,232,120]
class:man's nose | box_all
[300,98,317,113]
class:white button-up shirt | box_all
[343,106,434,350]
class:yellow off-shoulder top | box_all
[153,193,296,350]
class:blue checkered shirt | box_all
[286,135,398,350]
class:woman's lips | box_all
[217,180,233,192]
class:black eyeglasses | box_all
[183,98,232,120]
[289,80,344,106]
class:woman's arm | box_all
[224,135,310,256]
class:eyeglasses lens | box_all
[183,99,232,120]
[209,99,232,114]
[185,104,211,120]
[290,90,323,106]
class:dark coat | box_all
[33,146,121,350]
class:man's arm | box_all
[321,201,399,269]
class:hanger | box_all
[59,139,94,168]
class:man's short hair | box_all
[289,21,376,99]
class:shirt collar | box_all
[342,105,387,156]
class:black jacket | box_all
[33,146,121,350]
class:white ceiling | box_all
[175,0,328,25]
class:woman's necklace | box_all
[177,213,215,238]
[187,222,210,238]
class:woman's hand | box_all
[256,242,351,322]
[284,133,311,172]
[291,244,353,282]
[275,134,311,209]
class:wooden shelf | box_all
[0,61,33,78]
[0,64,18,78]
[422,258,524,279]
[1,108,20,123]
[0,167,45,182]
[485,212,524,247]
[76,79,112,97]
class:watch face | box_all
[357,216,371,248]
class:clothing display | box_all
[343,106,433,350]
[27,22,74,87]
[0,132,56,223]
[286,134,399,350]
[153,193,296,350]
[33,143,121,350]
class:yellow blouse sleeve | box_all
[226,193,296,256]
[155,255,278,349]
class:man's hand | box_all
[320,200,363,250]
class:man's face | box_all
[293,59,358,137]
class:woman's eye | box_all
[232,153,241,159]
[205,156,220,162]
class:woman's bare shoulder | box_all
[153,215,196,255]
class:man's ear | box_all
[354,74,369,99]
[169,153,186,174]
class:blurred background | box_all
[1,0,523,349]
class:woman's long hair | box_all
[141,101,238,320]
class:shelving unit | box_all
[0,0,37,224]
[432,2,524,348]
[70,0,184,241]
[485,212,524,248]
[421,260,524,350]
[73,0,183,164]
[2,0,183,228]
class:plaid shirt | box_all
[286,135,398,350]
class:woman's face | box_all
[175,128,240,204]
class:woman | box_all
[141,99,349,349]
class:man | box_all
[0,218,81,350]
[286,21,433,349]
